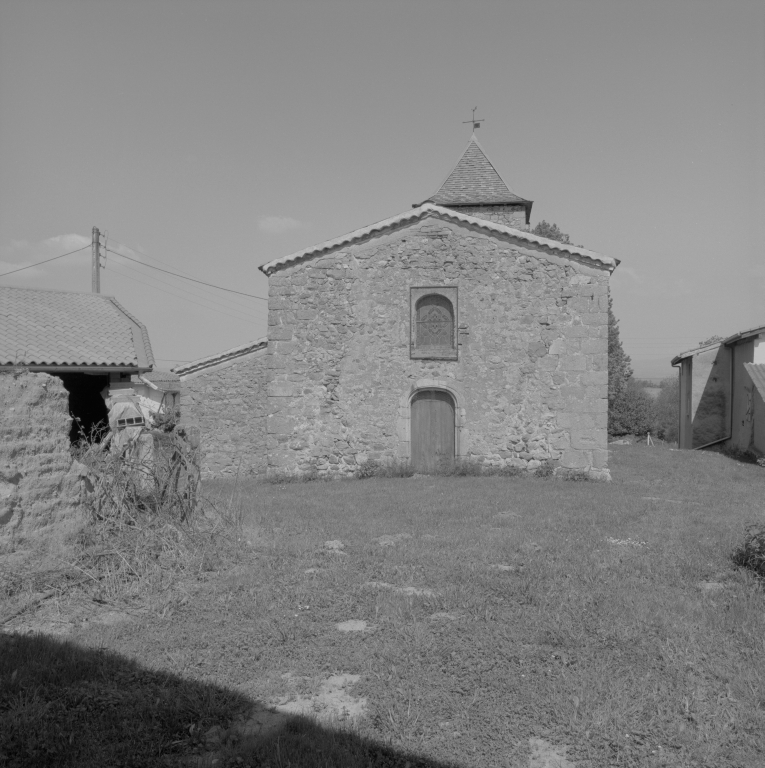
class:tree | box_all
[608,297,636,435]
[532,220,571,244]
[653,377,679,442]
[608,296,633,401]
[609,379,655,437]
[698,335,725,346]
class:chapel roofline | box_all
[258,204,618,276]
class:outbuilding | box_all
[0,285,155,441]
[672,324,765,454]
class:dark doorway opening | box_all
[411,389,455,472]
[55,373,110,443]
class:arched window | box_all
[410,286,458,360]
[416,295,454,349]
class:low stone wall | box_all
[0,371,87,556]
[179,345,268,478]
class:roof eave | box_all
[259,204,617,276]
[0,364,151,374]
[173,338,268,376]
[671,341,724,365]
[723,324,765,347]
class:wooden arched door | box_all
[411,389,455,472]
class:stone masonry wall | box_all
[266,216,611,478]
[0,371,87,556]
[180,348,268,478]
[451,204,528,230]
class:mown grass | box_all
[2,443,764,767]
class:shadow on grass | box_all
[0,632,454,768]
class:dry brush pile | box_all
[71,424,242,600]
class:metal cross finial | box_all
[462,107,484,132]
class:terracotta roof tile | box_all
[0,286,154,369]
[174,338,267,377]
[420,135,529,206]
[259,204,617,276]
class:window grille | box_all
[416,295,454,348]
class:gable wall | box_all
[266,218,610,477]
[179,348,268,478]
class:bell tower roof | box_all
[419,134,531,207]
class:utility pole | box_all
[91,226,100,293]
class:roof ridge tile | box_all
[259,204,616,276]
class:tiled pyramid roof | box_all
[0,285,154,369]
[420,134,530,206]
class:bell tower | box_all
[417,134,532,230]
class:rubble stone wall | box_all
[451,204,528,229]
[265,216,611,478]
[0,371,86,555]
[179,347,268,478]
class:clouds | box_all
[0,233,91,282]
[257,215,304,235]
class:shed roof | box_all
[418,134,530,207]
[0,285,154,370]
[671,340,723,366]
[723,324,765,346]
[671,323,765,366]
[259,203,616,276]
[743,363,765,400]
[173,338,267,377]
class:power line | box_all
[0,244,91,278]
[103,235,264,311]
[103,246,266,315]
[106,264,264,325]
[103,253,265,322]
[105,247,268,301]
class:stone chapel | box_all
[178,135,618,479]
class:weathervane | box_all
[463,107,484,132]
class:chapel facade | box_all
[256,135,618,479]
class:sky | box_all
[1,0,763,378]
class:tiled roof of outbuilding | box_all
[419,135,530,206]
[744,363,765,400]
[173,338,267,377]
[0,285,154,369]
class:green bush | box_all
[609,379,656,437]
[732,524,765,578]
[652,377,679,442]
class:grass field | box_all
[2,443,764,767]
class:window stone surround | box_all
[410,285,458,360]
